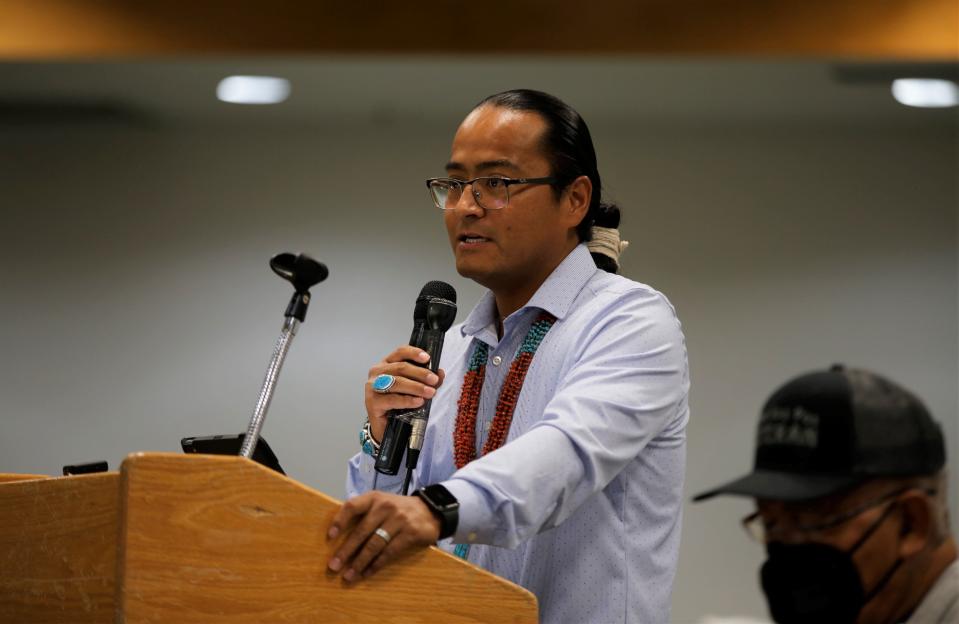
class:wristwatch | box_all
[412,484,459,540]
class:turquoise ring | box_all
[372,373,397,394]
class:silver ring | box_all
[373,527,392,544]
[372,373,397,394]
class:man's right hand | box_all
[365,346,445,442]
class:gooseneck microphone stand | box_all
[239,252,328,460]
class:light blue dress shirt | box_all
[347,244,690,623]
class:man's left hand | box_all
[327,491,441,582]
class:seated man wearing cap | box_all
[694,365,957,624]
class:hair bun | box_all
[594,202,621,229]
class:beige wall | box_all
[0,109,955,620]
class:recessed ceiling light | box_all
[216,75,291,105]
[891,78,959,108]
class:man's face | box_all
[757,483,905,623]
[443,105,582,299]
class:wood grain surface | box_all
[0,472,120,624]
[0,473,49,483]
[117,452,537,623]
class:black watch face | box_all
[424,485,457,507]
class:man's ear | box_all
[897,492,933,558]
[561,175,592,228]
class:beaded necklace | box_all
[453,311,557,469]
[451,312,556,560]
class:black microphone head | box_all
[270,252,329,292]
[419,280,457,304]
[413,296,429,323]
[420,281,457,332]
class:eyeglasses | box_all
[425,176,558,211]
[740,486,935,543]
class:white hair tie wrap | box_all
[587,226,629,268]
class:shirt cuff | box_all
[346,451,405,496]
[441,477,499,545]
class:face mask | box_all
[760,503,902,624]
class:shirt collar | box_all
[461,244,597,338]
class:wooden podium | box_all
[0,453,538,623]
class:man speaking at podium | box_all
[327,90,690,623]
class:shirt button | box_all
[491,355,503,366]
[468,532,477,542]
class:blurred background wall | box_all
[0,2,956,622]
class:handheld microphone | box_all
[374,281,457,476]
[406,296,457,465]
[373,290,429,475]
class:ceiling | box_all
[3,0,956,59]
[0,57,956,129]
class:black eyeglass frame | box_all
[425,176,560,210]
[740,486,937,543]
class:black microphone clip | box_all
[270,252,329,322]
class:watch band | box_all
[413,484,459,540]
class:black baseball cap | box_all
[693,365,946,503]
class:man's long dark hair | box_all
[475,89,621,273]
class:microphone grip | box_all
[402,327,446,474]
[373,319,449,476]
[372,355,425,475]
[419,329,445,374]
[372,330,427,475]
[374,415,412,476]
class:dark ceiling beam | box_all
[0,0,956,60]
